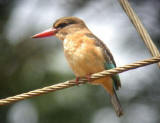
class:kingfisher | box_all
[32,17,123,116]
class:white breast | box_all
[63,38,80,57]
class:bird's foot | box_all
[86,74,92,83]
[75,74,92,85]
[75,77,80,85]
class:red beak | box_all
[32,28,57,38]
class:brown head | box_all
[32,17,87,40]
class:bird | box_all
[32,17,123,116]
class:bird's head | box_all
[32,17,87,40]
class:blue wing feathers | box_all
[105,63,121,90]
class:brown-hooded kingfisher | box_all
[32,17,123,117]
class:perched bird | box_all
[32,17,123,116]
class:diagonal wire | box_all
[119,0,160,68]
[0,56,159,106]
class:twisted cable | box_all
[119,0,160,67]
[0,56,159,106]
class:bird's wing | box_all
[85,33,121,90]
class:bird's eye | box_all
[57,23,68,28]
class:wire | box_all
[119,0,160,67]
[0,56,159,106]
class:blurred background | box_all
[0,0,160,123]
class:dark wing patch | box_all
[85,33,116,65]
[85,33,121,90]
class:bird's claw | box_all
[75,74,91,86]
[86,74,91,83]
[75,77,80,86]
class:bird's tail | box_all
[110,89,123,117]
[101,78,123,117]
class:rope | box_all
[0,56,160,106]
[119,0,160,68]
